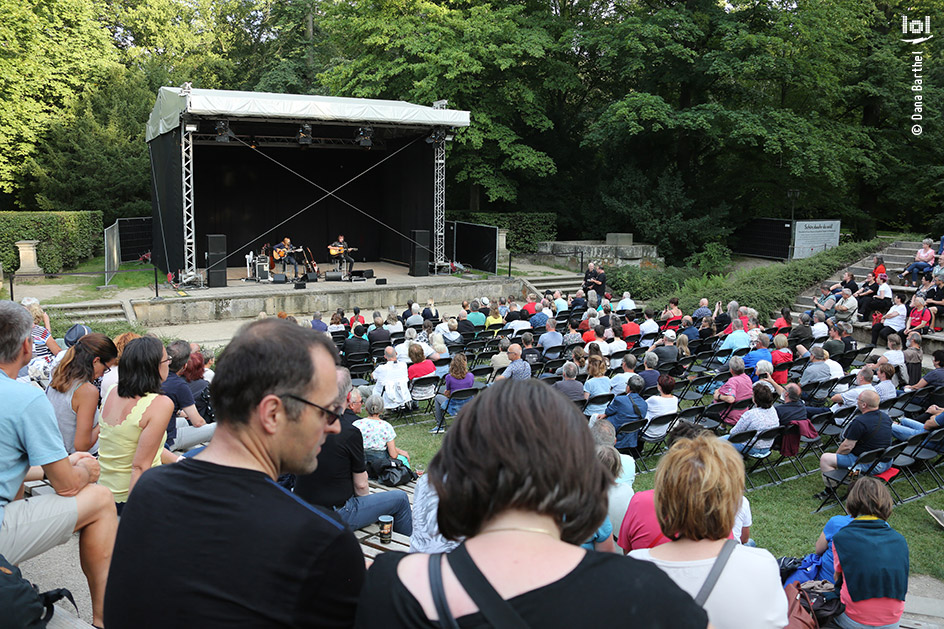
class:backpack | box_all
[199,386,216,423]
[0,553,76,628]
[367,457,417,487]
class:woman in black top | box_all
[354,380,708,629]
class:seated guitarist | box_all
[273,237,300,278]
[329,234,355,275]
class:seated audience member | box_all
[629,434,788,629]
[833,287,858,322]
[816,390,892,499]
[678,316,699,342]
[310,311,328,332]
[180,350,213,421]
[788,313,815,350]
[581,318,600,341]
[874,363,897,402]
[753,361,782,398]
[741,333,771,377]
[422,299,440,321]
[384,312,404,334]
[650,330,679,366]
[900,238,936,286]
[404,303,424,327]
[831,478,909,629]
[769,334,792,385]
[905,349,944,394]
[925,274,944,323]
[553,361,587,401]
[431,354,474,433]
[530,302,549,328]
[772,307,793,331]
[401,301,416,322]
[372,347,411,409]
[830,271,859,295]
[711,356,753,425]
[639,352,661,389]
[490,336,512,375]
[904,295,932,336]
[537,318,563,356]
[810,310,829,341]
[775,383,808,426]
[902,331,924,385]
[622,315,642,345]
[162,340,215,452]
[495,343,531,381]
[661,297,683,322]
[828,367,876,415]
[520,332,543,365]
[891,402,944,443]
[871,293,907,346]
[484,304,504,328]
[407,343,437,401]
[690,298,711,321]
[799,347,832,393]
[712,300,736,332]
[638,308,659,346]
[27,302,61,366]
[617,291,637,312]
[327,312,347,333]
[440,318,461,345]
[355,379,708,628]
[602,374,648,450]
[717,318,751,363]
[0,301,117,627]
[100,331,141,394]
[698,315,716,339]
[807,284,837,320]
[355,394,410,467]
[46,333,118,454]
[99,337,183,515]
[610,353,637,394]
[732,495,754,546]
[784,512,853,586]
[595,444,630,548]
[642,375,678,439]
[368,316,391,345]
[583,357,611,416]
[342,325,369,357]
[107,323,366,627]
[454,310,475,335]
[721,383,779,456]
[466,301,486,327]
[822,324,845,358]
[349,307,366,328]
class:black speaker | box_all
[255,261,269,281]
[375,278,387,285]
[352,276,366,282]
[207,234,226,254]
[352,269,374,279]
[410,230,429,277]
[306,272,319,283]
[207,269,227,288]
[294,281,306,290]
[273,273,287,284]
[325,271,344,282]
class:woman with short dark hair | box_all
[98,337,179,513]
[831,477,909,629]
[355,380,708,628]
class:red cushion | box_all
[875,468,899,482]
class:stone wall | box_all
[532,237,660,272]
[131,277,528,325]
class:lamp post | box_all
[787,188,800,222]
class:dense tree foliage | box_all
[1,0,941,254]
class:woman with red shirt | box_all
[872,255,886,277]
[769,334,793,384]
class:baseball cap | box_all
[64,324,92,347]
[663,330,677,341]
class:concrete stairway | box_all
[788,240,944,352]
[45,300,132,325]
[526,274,587,297]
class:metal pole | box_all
[9,274,13,303]
[153,267,161,300]
[508,252,512,278]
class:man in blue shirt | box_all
[679,316,700,342]
[718,318,751,363]
[553,291,569,314]
[495,344,532,381]
[742,333,772,378]
[691,298,712,322]
[466,301,486,327]
[601,374,648,449]
[537,318,564,357]
[530,303,549,328]
[0,301,117,627]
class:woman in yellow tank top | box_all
[98,337,179,514]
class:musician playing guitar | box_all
[328,234,357,276]
[273,237,302,278]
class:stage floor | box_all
[219,260,443,288]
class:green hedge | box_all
[610,238,885,321]
[447,211,557,253]
[0,211,103,273]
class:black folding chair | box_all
[815,448,886,514]
[615,417,648,456]
[582,393,615,416]
[635,413,679,472]
[744,426,788,489]
[409,375,440,413]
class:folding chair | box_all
[849,344,876,369]
[806,377,839,407]
[904,427,944,490]
[349,363,374,389]
[719,398,753,430]
[470,365,494,388]
[582,393,615,416]
[815,448,886,514]
[542,344,565,361]
[633,414,679,473]
[437,387,479,430]
[344,351,370,368]
[697,401,729,432]
[788,355,811,380]
[744,426,787,488]
[541,374,563,385]
[677,375,713,406]
[818,406,858,452]
[409,375,440,413]
[677,405,706,426]
[881,438,927,501]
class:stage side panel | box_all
[148,131,184,275]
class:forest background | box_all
[1,0,942,261]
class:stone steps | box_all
[526,274,586,296]
[44,300,131,325]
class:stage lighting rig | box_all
[356,126,374,148]
[297,123,312,145]
[215,120,231,142]
[425,127,448,144]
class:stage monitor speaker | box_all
[410,230,430,277]
[306,272,319,283]
[207,269,227,288]
[294,281,307,290]
[325,271,344,282]
[255,261,269,281]
[375,278,387,285]
[352,269,374,279]
[272,273,287,284]
[207,234,226,254]
[352,276,366,282]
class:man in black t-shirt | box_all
[162,340,213,451]
[105,320,364,628]
[817,389,892,497]
[295,378,413,535]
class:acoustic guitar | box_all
[328,246,358,256]
[272,246,303,260]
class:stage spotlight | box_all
[215,120,230,143]
[425,127,447,144]
[249,136,257,149]
[298,123,312,145]
[184,122,199,133]
[356,126,373,148]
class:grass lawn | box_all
[392,410,944,580]
[34,255,156,304]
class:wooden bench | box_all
[357,480,418,559]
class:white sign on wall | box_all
[792,220,841,259]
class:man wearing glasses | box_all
[295,370,413,535]
[105,319,364,628]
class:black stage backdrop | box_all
[148,130,184,276]
[150,125,433,274]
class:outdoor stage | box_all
[130,261,526,326]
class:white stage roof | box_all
[146,86,470,142]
